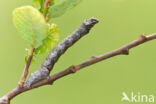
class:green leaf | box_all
[49,0,55,5]
[48,0,82,18]
[35,23,59,54]
[33,0,41,9]
[33,0,46,12]
[13,6,48,48]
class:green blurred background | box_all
[0,0,156,103]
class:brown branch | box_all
[28,33,156,87]
[0,17,99,104]
[43,0,55,22]
[26,17,99,87]
[1,33,156,104]
[43,0,50,18]
[18,46,35,87]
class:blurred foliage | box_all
[48,0,82,18]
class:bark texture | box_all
[26,17,99,86]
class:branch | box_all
[19,0,52,87]
[43,0,50,18]
[43,0,55,22]
[18,46,35,87]
[1,33,156,104]
[1,16,156,104]
[26,33,156,88]
[26,17,99,87]
[0,17,98,104]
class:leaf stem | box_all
[43,0,50,18]
[18,45,35,87]
[43,0,56,22]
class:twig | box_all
[19,0,52,87]
[18,46,35,87]
[1,32,156,104]
[0,17,98,104]
[43,0,55,22]
[26,33,156,88]
[26,17,99,87]
[43,0,50,18]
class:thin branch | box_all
[0,17,99,104]
[1,33,156,104]
[43,0,50,18]
[1,16,156,104]
[18,46,35,87]
[28,33,156,87]
[26,17,99,87]
[18,0,50,89]
[43,0,55,22]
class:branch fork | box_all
[0,17,99,104]
[1,13,156,104]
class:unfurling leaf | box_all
[13,6,47,48]
[35,23,59,55]
[48,0,82,18]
